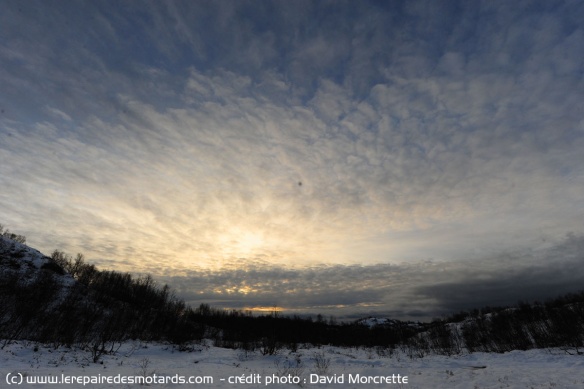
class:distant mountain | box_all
[355,316,424,330]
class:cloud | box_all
[1,1,584,318]
[161,234,584,320]
[415,233,584,314]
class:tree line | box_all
[2,229,584,360]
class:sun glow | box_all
[243,306,284,314]
[220,285,257,295]
[235,231,265,255]
[215,227,272,260]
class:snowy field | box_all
[2,341,583,388]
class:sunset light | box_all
[2,0,584,320]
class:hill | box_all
[0,232,197,359]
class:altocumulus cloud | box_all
[1,1,584,317]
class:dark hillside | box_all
[0,233,199,359]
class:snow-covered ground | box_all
[2,341,583,388]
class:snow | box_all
[356,317,398,328]
[355,317,423,330]
[1,236,52,275]
[2,341,583,388]
[0,236,76,304]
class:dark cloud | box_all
[415,234,584,313]
[158,235,584,320]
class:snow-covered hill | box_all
[0,235,80,322]
[1,234,192,350]
[0,234,75,289]
[355,316,424,330]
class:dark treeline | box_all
[2,231,584,360]
[188,304,419,354]
[0,235,420,356]
[408,292,584,356]
[0,240,202,361]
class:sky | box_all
[1,0,584,321]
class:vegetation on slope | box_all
[1,225,583,360]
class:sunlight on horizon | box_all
[2,0,583,319]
